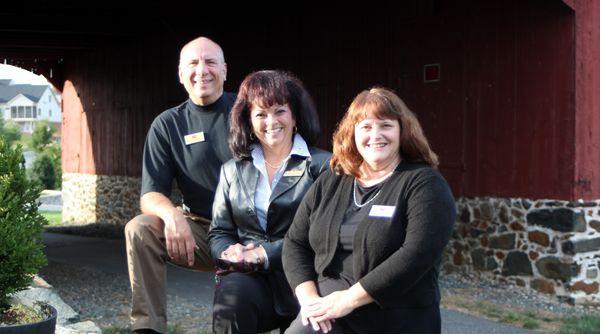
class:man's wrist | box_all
[162,206,184,226]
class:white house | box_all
[0,79,61,134]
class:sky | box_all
[0,64,50,85]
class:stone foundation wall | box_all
[63,173,181,226]
[444,197,600,304]
[62,173,142,225]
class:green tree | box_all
[47,144,62,189]
[0,118,22,147]
[30,121,54,153]
[30,153,56,189]
[29,121,61,189]
[0,138,47,310]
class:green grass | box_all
[559,315,600,334]
[39,210,61,225]
[444,295,600,333]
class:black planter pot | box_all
[0,303,57,334]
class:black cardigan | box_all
[282,161,456,309]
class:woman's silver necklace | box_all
[264,159,282,169]
[353,170,395,208]
[353,178,383,208]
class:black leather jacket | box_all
[208,146,330,314]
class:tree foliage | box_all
[0,138,47,310]
[29,121,61,189]
[30,153,56,190]
[0,118,22,148]
[30,121,54,153]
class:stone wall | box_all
[62,173,142,225]
[62,173,182,225]
[444,197,600,304]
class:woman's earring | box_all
[293,125,298,133]
[250,132,255,141]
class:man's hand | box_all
[164,208,197,266]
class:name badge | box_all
[369,205,396,218]
[184,132,205,145]
[283,169,304,177]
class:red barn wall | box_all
[62,36,185,176]
[62,0,588,201]
[570,0,600,199]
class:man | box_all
[125,36,236,334]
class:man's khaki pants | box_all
[125,214,213,333]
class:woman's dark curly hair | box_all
[229,70,321,159]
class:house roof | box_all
[0,84,48,103]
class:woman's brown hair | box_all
[229,70,320,159]
[331,87,439,177]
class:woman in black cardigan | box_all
[283,87,456,334]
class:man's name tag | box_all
[184,132,205,145]
[369,205,396,218]
[283,169,303,177]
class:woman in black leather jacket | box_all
[208,70,331,334]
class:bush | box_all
[30,153,56,190]
[0,139,47,311]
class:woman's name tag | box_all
[283,169,303,177]
[369,205,396,218]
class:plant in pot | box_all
[0,139,56,333]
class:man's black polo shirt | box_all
[141,92,236,218]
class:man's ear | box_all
[178,65,185,84]
[223,63,228,82]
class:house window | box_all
[38,108,41,116]
[49,110,52,117]
[18,106,24,118]
[11,106,17,118]
[48,95,51,102]
[25,106,32,118]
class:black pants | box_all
[285,278,441,334]
[213,272,294,334]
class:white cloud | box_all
[0,64,50,85]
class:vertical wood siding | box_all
[61,0,586,199]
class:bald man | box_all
[125,37,236,334]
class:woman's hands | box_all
[305,290,356,323]
[294,281,334,333]
[299,282,374,331]
[220,242,266,265]
[299,295,334,333]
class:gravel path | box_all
[39,259,600,334]
[39,261,212,333]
